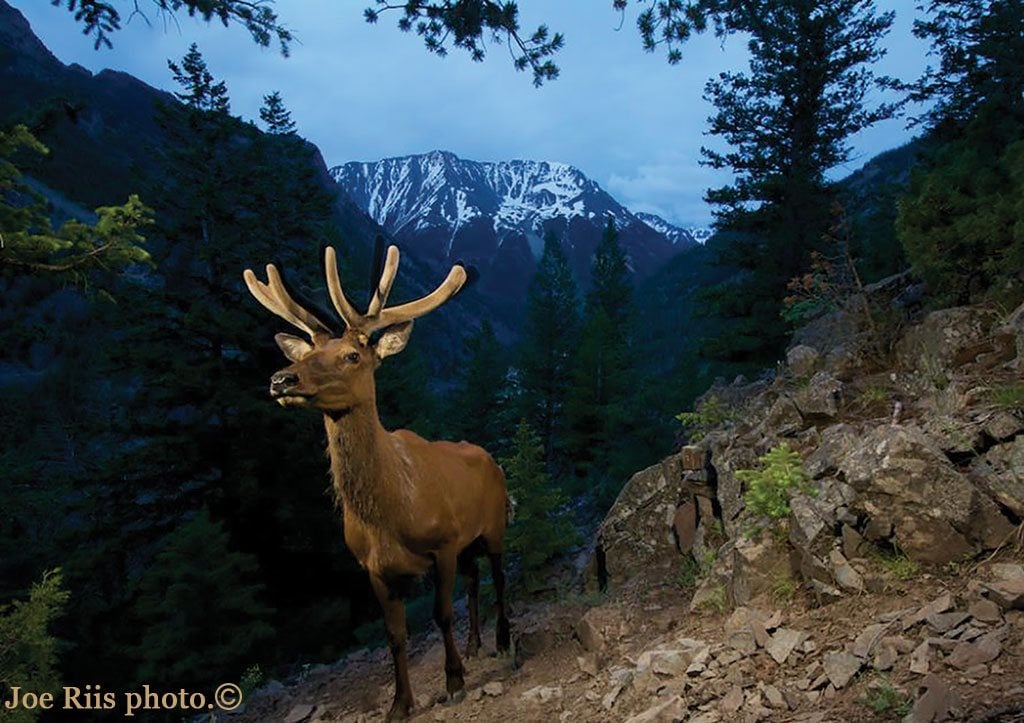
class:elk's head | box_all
[243,245,466,414]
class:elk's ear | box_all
[275,333,313,362]
[375,320,414,360]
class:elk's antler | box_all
[243,264,333,340]
[325,245,467,334]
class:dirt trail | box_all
[236,554,1024,723]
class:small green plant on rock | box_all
[737,443,814,523]
[862,678,911,719]
[676,394,733,442]
[990,383,1024,411]
[694,583,728,614]
[867,546,919,582]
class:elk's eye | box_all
[345,352,361,364]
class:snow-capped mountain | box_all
[688,227,715,244]
[331,151,693,299]
[635,212,698,247]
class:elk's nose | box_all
[270,371,299,394]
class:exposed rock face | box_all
[584,297,1023,606]
[592,454,686,590]
[836,425,1014,564]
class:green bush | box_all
[737,443,814,521]
[0,569,69,723]
[676,394,732,442]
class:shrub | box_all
[676,394,732,442]
[737,443,814,521]
[0,569,69,723]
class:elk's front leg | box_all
[370,574,414,720]
[433,552,466,699]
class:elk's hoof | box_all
[446,688,466,705]
[385,702,410,721]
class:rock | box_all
[990,563,1024,581]
[729,536,794,607]
[852,623,889,659]
[910,673,959,723]
[910,640,931,674]
[895,306,1000,375]
[822,652,862,689]
[982,579,1024,610]
[830,549,864,592]
[284,704,316,723]
[808,579,844,605]
[625,697,690,723]
[521,685,562,704]
[762,684,785,709]
[946,631,1002,669]
[766,396,804,436]
[637,649,693,678]
[575,609,606,652]
[765,628,806,665]
[969,437,1024,518]
[725,608,769,654]
[904,593,955,629]
[602,684,623,711]
[983,410,1024,441]
[719,686,744,715]
[793,371,845,419]
[482,681,503,697]
[926,612,971,634]
[589,453,687,590]
[968,598,1003,623]
[673,501,698,554]
[577,652,600,677]
[838,425,1014,563]
[787,345,820,378]
[516,621,559,662]
[873,643,898,671]
[841,524,866,559]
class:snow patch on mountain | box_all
[635,212,697,247]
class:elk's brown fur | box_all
[243,246,510,720]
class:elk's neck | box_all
[324,405,399,522]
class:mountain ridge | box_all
[331,150,697,300]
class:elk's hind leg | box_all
[369,573,414,721]
[457,549,482,657]
[487,551,511,654]
[433,552,466,700]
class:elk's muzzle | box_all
[270,370,300,397]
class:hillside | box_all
[233,295,1024,723]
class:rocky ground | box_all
[233,555,1024,723]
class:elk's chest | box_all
[343,510,434,579]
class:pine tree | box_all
[0,569,68,723]
[500,420,576,592]
[566,218,636,499]
[694,0,898,363]
[451,320,511,454]
[131,510,274,690]
[898,1,1024,304]
[167,43,231,114]
[518,230,579,464]
[908,0,1024,131]
[259,91,296,134]
[0,125,152,283]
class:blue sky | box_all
[10,1,929,227]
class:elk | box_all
[243,245,510,720]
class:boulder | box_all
[592,453,685,589]
[793,371,845,419]
[970,436,1024,518]
[895,306,1000,377]
[729,536,794,607]
[836,424,1013,564]
[786,345,820,378]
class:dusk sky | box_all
[10,1,930,227]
